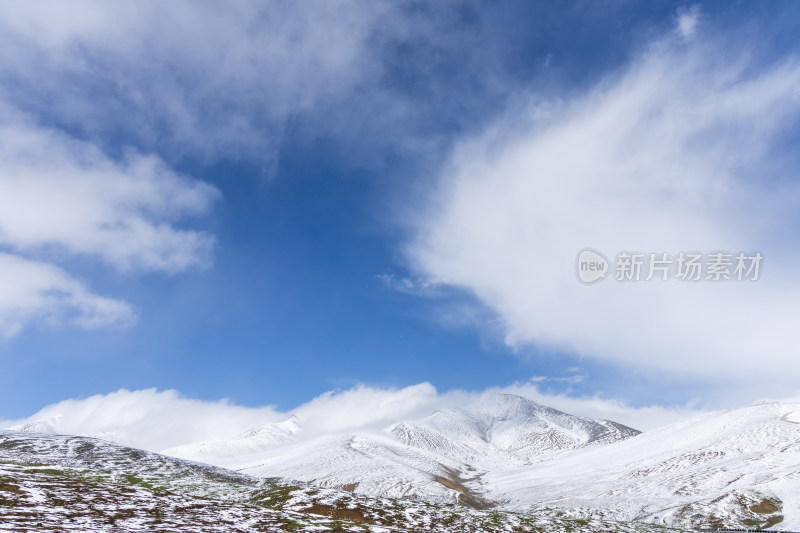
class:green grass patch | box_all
[29,467,67,476]
[249,485,301,508]
[120,473,168,492]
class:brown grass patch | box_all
[303,503,375,524]
[750,499,781,514]
[434,476,464,492]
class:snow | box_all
[164,393,639,505]
[5,393,799,530]
[163,394,800,530]
[481,401,800,529]
[0,431,691,533]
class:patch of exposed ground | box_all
[435,465,496,510]
[303,503,376,524]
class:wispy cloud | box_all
[0,252,133,337]
[529,375,587,385]
[0,0,541,338]
[376,273,441,296]
[0,1,398,335]
[676,5,700,41]
[0,108,218,272]
[407,14,800,395]
[0,107,217,335]
[0,0,447,336]
[0,0,392,164]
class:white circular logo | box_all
[576,248,609,284]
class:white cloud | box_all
[0,252,133,337]
[0,107,218,335]
[676,6,700,41]
[0,389,283,452]
[0,0,403,336]
[0,383,703,452]
[0,0,392,163]
[407,27,800,391]
[293,383,441,436]
[0,108,218,272]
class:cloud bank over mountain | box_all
[1,384,701,452]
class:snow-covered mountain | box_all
[0,430,691,533]
[166,394,639,506]
[479,400,800,530]
[388,393,638,464]
[162,394,800,530]
[8,393,800,530]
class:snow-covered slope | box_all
[162,395,800,530]
[166,394,640,506]
[0,431,690,533]
[6,394,800,530]
[479,400,800,530]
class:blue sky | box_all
[1,1,800,422]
